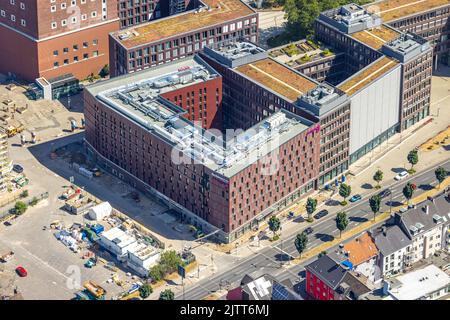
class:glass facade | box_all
[319,161,349,186]
[350,124,399,164]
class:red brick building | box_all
[0,0,120,81]
[84,54,319,242]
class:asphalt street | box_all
[178,159,450,299]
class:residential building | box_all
[371,225,413,278]
[330,232,381,283]
[109,0,258,77]
[305,254,371,300]
[0,0,120,81]
[382,264,450,300]
[394,193,450,264]
[227,273,303,300]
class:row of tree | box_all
[138,284,175,300]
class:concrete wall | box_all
[348,65,401,155]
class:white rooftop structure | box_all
[384,264,450,300]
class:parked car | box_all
[314,210,329,220]
[394,171,409,181]
[304,227,314,235]
[15,266,27,277]
[378,188,392,199]
[12,164,24,174]
[349,194,362,203]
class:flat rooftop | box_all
[112,0,255,49]
[86,55,220,97]
[235,58,318,102]
[368,0,450,22]
[386,264,450,300]
[88,65,313,179]
[351,25,401,50]
[338,56,399,96]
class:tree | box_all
[139,283,153,299]
[407,150,419,170]
[294,232,308,258]
[402,182,416,205]
[14,201,27,215]
[284,0,321,37]
[373,170,383,189]
[268,216,281,237]
[435,167,447,189]
[305,197,318,221]
[20,190,29,198]
[148,264,165,282]
[99,64,110,78]
[336,211,348,238]
[159,250,183,274]
[369,195,381,221]
[339,183,351,205]
[159,289,175,300]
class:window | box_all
[51,22,57,29]
[51,5,56,12]
[0,10,5,17]
[71,16,77,24]
[93,50,98,57]
[91,11,97,18]
[73,56,78,62]
[81,14,87,21]
[20,19,26,26]
[73,44,78,51]
[83,42,88,48]
[53,50,59,56]
[83,53,88,59]
[53,62,59,68]
[61,3,66,10]
[64,59,69,65]
[93,39,98,45]
[20,2,25,10]
[10,15,16,22]
[63,47,69,53]
[61,19,67,26]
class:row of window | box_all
[0,10,26,26]
[53,51,99,68]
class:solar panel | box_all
[271,282,291,300]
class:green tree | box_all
[284,0,321,37]
[373,170,383,189]
[294,232,308,258]
[159,250,183,274]
[149,264,165,282]
[336,211,348,238]
[305,197,318,221]
[339,183,352,205]
[159,289,175,300]
[402,182,416,205]
[139,283,153,299]
[268,216,281,237]
[407,150,419,170]
[435,167,447,189]
[369,195,381,221]
[20,190,29,198]
[318,250,327,258]
[14,201,27,215]
[99,64,110,78]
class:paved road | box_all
[178,159,450,299]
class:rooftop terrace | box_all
[112,0,255,49]
[235,58,318,102]
[338,56,399,96]
[351,25,401,50]
[368,0,450,22]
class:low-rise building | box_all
[382,264,450,300]
[394,193,450,264]
[305,254,372,300]
[331,232,381,283]
[372,225,413,278]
